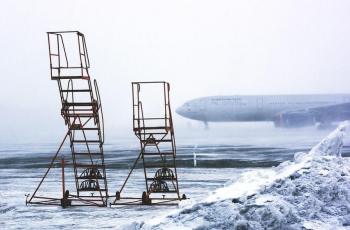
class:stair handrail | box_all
[81,33,90,68]
[166,82,176,156]
[166,82,173,132]
[94,80,105,144]
[138,101,146,141]
[58,34,69,68]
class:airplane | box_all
[175,94,350,128]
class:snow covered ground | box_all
[133,122,350,229]
[0,167,253,229]
[1,123,350,229]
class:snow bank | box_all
[131,122,350,230]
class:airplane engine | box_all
[273,111,316,128]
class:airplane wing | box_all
[274,102,350,127]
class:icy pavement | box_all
[1,123,350,229]
[0,167,251,229]
[134,122,350,230]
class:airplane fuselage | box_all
[176,94,350,124]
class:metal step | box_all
[63,102,96,106]
[51,66,88,69]
[135,132,168,135]
[70,127,99,131]
[141,139,173,143]
[61,89,91,92]
[72,140,101,143]
[134,126,169,131]
[51,76,90,80]
[64,113,96,118]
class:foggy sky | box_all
[1,0,350,143]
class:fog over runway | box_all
[1,0,350,229]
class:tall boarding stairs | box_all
[27,31,108,207]
[112,82,185,205]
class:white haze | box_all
[0,0,350,143]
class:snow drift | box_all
[130,122,350,230]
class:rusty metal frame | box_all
[111,81,185,206]
[27,31,108,208]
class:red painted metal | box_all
[27,31,108,207]
[111,82,186,206]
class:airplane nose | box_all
[176,105,185,116]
